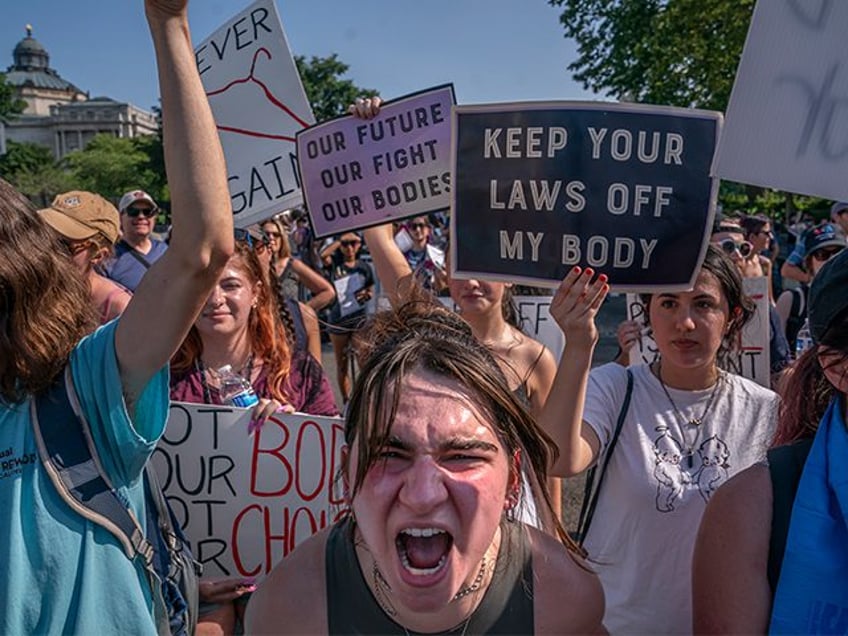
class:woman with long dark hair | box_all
[261,216,335,311]
[540,245,779,633]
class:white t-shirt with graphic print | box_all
[581,362,777,635]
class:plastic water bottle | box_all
[795,319,814,360]
[216,364,259,408]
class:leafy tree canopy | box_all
[0,140,72,207]
[63,134,158,201]
[295,54,377,123]
[549,0,754,112]
[549,0,834,223]
[0,73,26,123]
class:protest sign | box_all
[625,276,771,387]
[439,295,564,361]
[151,404,345,578]
[196,0,314,228]
[450,102,722,291]
[297,85,455,238]
[714,1,848,201]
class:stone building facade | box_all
[1,26,158,158]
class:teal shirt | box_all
[0,320,168,634]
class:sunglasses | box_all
[812,246,843,261]
[234,228,270,250]
[719,238,753,259]
[408,223,429,230]
[340,240,361,248]
[125,206,157,218]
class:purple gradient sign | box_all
[296,85,455,238]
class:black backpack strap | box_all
[144,464,200,636]
[120,240,153,270]
[767,439,813,593]
[575,368,633,545]
[32,368,171,635]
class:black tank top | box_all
[325,519,534,634]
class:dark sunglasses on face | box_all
[409,223,428,230]
[234,228,269,251]
[340,240,360,248]
[812,246,843,261]
[125,206,157,218]
[720,238,753,259]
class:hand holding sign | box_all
[550,267,610,349]
[199,577,257,604]
[348,96,383,120]
[247,398,295,436]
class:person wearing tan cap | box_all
[38,191,132,324]
[101,188,168,291]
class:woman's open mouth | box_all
[395,527,453,576]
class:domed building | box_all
[1,26,158,158]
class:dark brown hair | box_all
[739,214,770,240]
[0,178,97,402]
[346,292,583,556]
[640,244,755,365]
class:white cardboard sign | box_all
[152,404,345,579]
[195,0,315,228]
[714,1,848,200]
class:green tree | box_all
[64,133,157,200]
[549,0,833,224]
[295,54,377,123]
[132,105,168,208]
[0,73,26,123]
[550,0,754,112]
[0,140,73,206]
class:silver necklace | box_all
[655,361,723,468]
[372,558,486,634]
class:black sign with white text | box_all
[450,102,722,291]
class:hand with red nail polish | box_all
[550,266,611,349]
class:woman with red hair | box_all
[169,236,338,635]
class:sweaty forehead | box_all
[388,370,501,445]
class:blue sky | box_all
[1,0,598,112]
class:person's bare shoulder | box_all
[527,527,606,635]
[246,528,330,635]
[697,461,772,553]
[693,463,773,634]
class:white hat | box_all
[118,190,158,213]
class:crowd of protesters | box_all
[1,5,847,635]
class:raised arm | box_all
[362,224,415,307]
[290,258,335,311]
[115,0,234,406]
[537,267,609,477]
[346,96,417,306]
